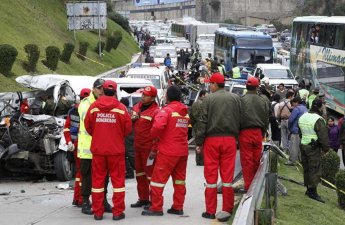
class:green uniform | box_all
[232,67,241,79]
[308,94,317,109]
[298,112,329,188]
[190,96,205,165]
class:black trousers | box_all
[80,159,109,198]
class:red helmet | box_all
[246,76,260,87]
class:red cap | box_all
[205,73,225,84]
[143,86,157,97]
[246,76,260,87]
[80,88,91,98]
[103,80,117,90]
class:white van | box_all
[253,64,298,90]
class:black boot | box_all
[131,200,151,208]
[167,207,184,215]
[81,198,93,215]
[202,212,215,219]
[308,188,325,203]
[104,199,113,213]
[141,209,164,216]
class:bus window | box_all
[326,25,336,47]
[335,25,345,49]
[215,34,220,46]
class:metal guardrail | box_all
[232,142,285,225]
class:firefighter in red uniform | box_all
[195,73,241,222]
[142,85,190,216]
[239,76,270,191]
[63,88,91,207]
[130,86,159,208]
[20,99,30,114]
[84,80,132,221]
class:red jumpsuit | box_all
[149,101,190,212]
[132,102,158,202]
[20,100,30,114]
[85,96,132,218]
[63,104,82,206]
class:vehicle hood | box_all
[268,78,298,86]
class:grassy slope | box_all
[0,0,139,92]
[276,160,345,225]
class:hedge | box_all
[24,44,40,72]
[0,44,18,75]
[60,43,75,63]
[335,170,345,209]
[78,41,89,60]
[44,46,60,71]
[321,150,340,185]
[94,41,105,53]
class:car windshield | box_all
[237,49,272,65]
[264,69,294,79]
[155,49,177,58]
[127,75,161,89]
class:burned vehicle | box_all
[0,77,76,181]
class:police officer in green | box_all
[298,99,329,203]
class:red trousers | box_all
[239,128,263,191]
[150,153,188,212]
[135,151,154,201]
[203,136,236,214]
[73,149,82,204]
[91,155,125,217]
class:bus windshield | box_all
[237,49,272,65]
[236,38,272,47]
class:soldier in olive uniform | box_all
[298,99,329,203]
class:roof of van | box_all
[127,67,166,76]
[256,64,289,69]
[216,27,271,39]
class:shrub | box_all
[321,150,340,185]
[0,44,18,75]
[335,170,345,209]
[108,12,130,33]
[113,31,123,50]
[78,42,89,60]
[60,43,75,63]
[105,35,117,52]
[24,44,40,72]
[44,46,60,71]
[94,41,105,53]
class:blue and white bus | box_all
[214,27,274,72]
[291,16,345,115]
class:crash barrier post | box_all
[232,142,284,225]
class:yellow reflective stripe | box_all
[90,108,100,114]
[184,114,190,119]
[63,128,70,132]
[206,183,217,188]
[174,180,186,185]
[171,112,181,117]
[141,116,152,121]
[151,181,165,188]
[91,188,104,193]
[75,178,80,182]
[188,124,192,128]
[113,187,125,193]
[222,183,231,187]
[110,108,125,115]
[136,172,146,177]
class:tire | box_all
[54,151,73,181]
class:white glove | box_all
[67,141,75,152]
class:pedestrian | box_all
[64,88,91,207]
[195,73,241,222]
[276,83,287,102]
[298,99,329,203]
[142,85,190,216]
[286,96,308,165]
[239,76,270,191]
[328,116,340,152]
[277,91,294,153]
[308,88,319,109]
[297,81,309,105]
[218,60,226,76]
[270,94,281,147]
[130,86,159,208]
[339,116,345,166]
[190,89,208,166]
[192,49,202,65]
[164,53,172,68]
[77,79,112,215]
[184,48,191,70]
[119,70,126,78]
[85,80,132,220]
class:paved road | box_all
[0,151,231,225]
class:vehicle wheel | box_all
[54,151,73,181]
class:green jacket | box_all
[195,89,241,146]
[240,92,270,134]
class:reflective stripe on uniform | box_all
[174,180,186,185]
[110,108,125,115]
[63,128,70,132]
[141,116,152,121]
[172,112,189,119]
[90,108,100,114]
[206,183,217,188]
[136,172,146,177]
[113,187,125,193]
[151,181,165,188]
[222,183,231,187]
[91,188,104,193]
[75,178,80,182]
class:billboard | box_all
[66,1,107,30]
[134,0,190,7]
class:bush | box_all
[113,31,123,50]
[335,170,345,209]
[321,151,340,185]
[44,46,60,71]
[60,43,75,63]
[108,12,130,33]
[78,42,89,60]
[223,18,234,24]
[105,35,117,52]
[24,44,40,72]
[94,41,105,53]
[0,44,18,75]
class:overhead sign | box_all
[66,1,107,30]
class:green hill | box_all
[0,0,139,92]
